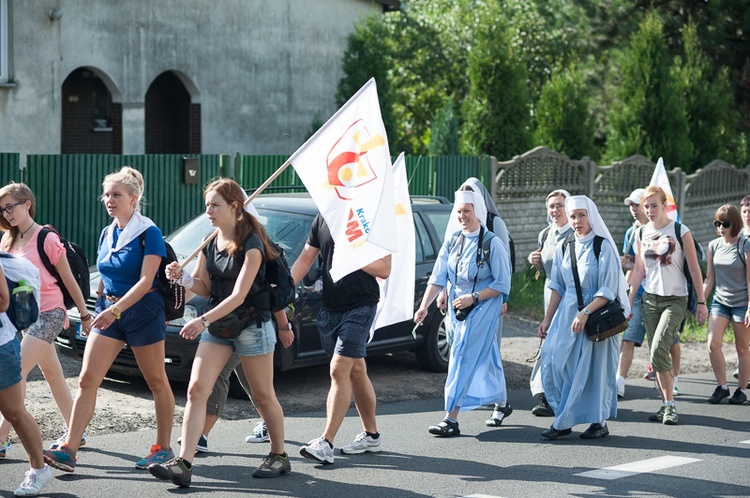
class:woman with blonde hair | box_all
[628,185,707,425]
[150,178,289,487]
[703,204,750,404]
[44,167,175,472]
[0,182,91,459]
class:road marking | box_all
[463,495,506,498]
[740,440,750,445]
[575,455,702,480]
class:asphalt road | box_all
[1,370,749,497]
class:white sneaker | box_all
[673,385,680,396]
[299,436,334,464]
[340,432,383,454]
[14,465,52,496]
[616,376,626,398]
[245,421,269,443]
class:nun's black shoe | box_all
[541,425,572,439]
[579,423,609,439]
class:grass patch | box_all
[680,314,735,344]
[508,267,546,322]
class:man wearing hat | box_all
[616,189,649,398]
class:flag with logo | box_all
[649,157,680,221]
[289,78,397,282]
[371,153,415,337]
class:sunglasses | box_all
[714,220,730,229]
[1,201,25,215]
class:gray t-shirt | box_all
[709,237,750,308]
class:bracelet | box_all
[280,323,292,330]
[697,301,706,305]
[80,314,92,321]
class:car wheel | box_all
[415,311,449,372]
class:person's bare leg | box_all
[350,358,377,433]
[321,354,356,444]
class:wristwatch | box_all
[471,292,480,303]
[583,308,591,316]
[110,306,121,320]
[200,316,210,328]
[280,323,293,330]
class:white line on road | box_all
[575,455,702,480]
[740,440,750,445]
[463,495,507,498]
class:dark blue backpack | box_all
[0,252,40,330]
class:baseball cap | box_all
[624,188,645,206]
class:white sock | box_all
[673,376,679,386]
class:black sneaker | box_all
[707,386,730,404]
[531,395,554,417]
[149,457,192,488]
[728,388,748,405]
[252,452,291,478]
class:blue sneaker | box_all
[177,433,208,453]
[43,443,77,472]
[50,429,87,450]
[0,440,10,459]
[135,444,175,470]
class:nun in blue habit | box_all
[537,195,629,440]
[414,189,511,437]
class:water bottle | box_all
[12,280,33,329]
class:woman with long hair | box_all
[627,186,707,425]
[0,183,91,458]
[703,204,750,404]
[150,178,288,487]
[44,167,175,472]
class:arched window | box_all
[145,71,200,153]
[61,67,121,153]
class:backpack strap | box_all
[738,237,747,267]
[539,225,551,251]
[674,222,685,250]
[37,227,58,278]
[562,233,603,260]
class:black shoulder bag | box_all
[568,236,628,342]
[453,226,485,322]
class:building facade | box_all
[0,0,395,156]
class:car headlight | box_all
[168,304,199,326]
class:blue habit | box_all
[540,231,620,430]
[429,229,511,412]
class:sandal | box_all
[485,404,513,427]
[428,419,460,437]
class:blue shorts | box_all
[622,294,647,346]
[710,299,748,323]
[0,338,22,391]
[200,319,276,357]
[93,292,166,347]
[317,305,376,359]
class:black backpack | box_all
[37,226,90,310]
[265,240,295,313]
[139,232,185,321]
[0,252,40,330]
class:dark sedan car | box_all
[55,194,453,385]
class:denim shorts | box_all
[0,337,22,391]
[710,299,748,323]
[622,294,647,346]
[200,319,276,357]
[317,305,376,359]
[94,292,166,347]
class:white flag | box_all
[649,157,680,221]
[371,153,416,337]
[289,78,396,282]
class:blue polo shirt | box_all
[97,225,167,297]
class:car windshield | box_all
[166,208,314,265]
[424,211,452,240]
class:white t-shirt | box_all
[637,220,690,297]
[0,313,17,347]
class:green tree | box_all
[461,8,532,158]
[605,11,691,169]
[335,15,397,149]
[534,67,595,160]
[428,99,460,156]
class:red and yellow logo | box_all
[326,119,385,201]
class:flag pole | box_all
[177,158,292,271]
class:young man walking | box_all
[291,214,391,465]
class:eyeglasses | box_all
[714,220,730,229]
[1,201,25,215]
[547,203,565,211]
